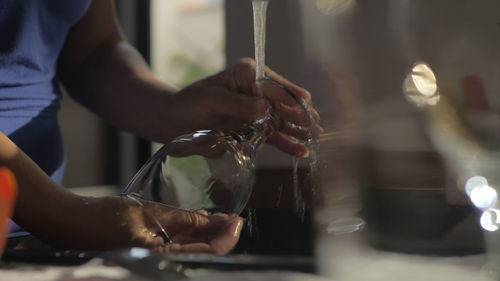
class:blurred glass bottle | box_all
[309,1,500,280]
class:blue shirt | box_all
[0,0,91,183]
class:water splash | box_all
[293,157,306,221]
[246,207,258,238]
[284,87,321,219]
[252,0,320,222]
[308,140,320,197]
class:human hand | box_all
[74,196,243,255]
[168,58,322,158]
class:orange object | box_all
[0,168,17,255]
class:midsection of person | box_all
[0,0,91,182]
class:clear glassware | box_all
[123,115,269,215]
[309,1,500,281]
[122,79,308,216]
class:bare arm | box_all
[0,132,88,247]
[1,132,243,253]
[57,1,268,143]
[57,0,181,143]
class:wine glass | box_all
[121,78,313,229]
[122,118,269,215]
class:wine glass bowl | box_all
[122,78,313,216]
[122,129,257,215]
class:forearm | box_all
[0,133,91,247]
[60,41,183,143]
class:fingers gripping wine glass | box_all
[121,78,314,244]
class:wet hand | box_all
[151,209,244,256]
[169,58,322,158]
[88,196,244,256]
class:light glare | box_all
[129,247,150,258]
[411,64,437,97]
[481,209,500,232]
[403,62,440,107]
[470,184,497,209]
[465,176,488,196]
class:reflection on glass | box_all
[129,247,150,259]
[327,217,366,235]
[481,209,500,232]
[470,184,498,210]
[403,62,440,107]
[316,0,356,15]
[123,126,262,215]
[405,62,489,188]
[466,176,489,196]
[123,78,315,216]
